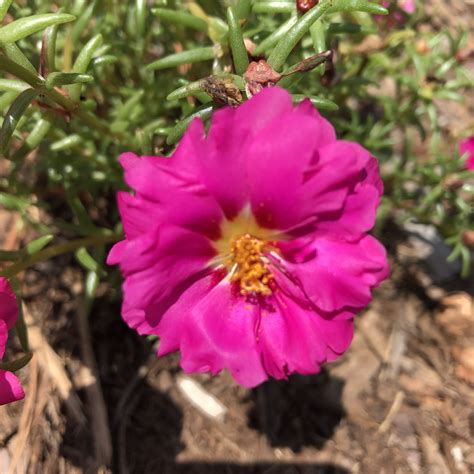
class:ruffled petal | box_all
[294,98,337,145]
[257,293,354,379]
[118,121,223,239]
[315,184,380,238]
[156,272,224,356]
[108,225,216,334]
[300,141,366,218]
[301,145,383,239]
[117,192,164,240]
[460,136,474,170]
[0,369,25,405]
[179,281,268,388]
[0,319,7,360]
[278,235,389,312]
[0,277,18,330]
[247,109,321,230]
[200,87,294,219]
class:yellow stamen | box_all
[228,234,273,296]
[214,209,286,297]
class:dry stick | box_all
[23,304,86,426]
[76,298,113,468]
[8,357,39,474]
[378,390,405,434]
[27,373,51,473]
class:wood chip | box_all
[177,375,227,421]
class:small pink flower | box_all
[459,136,474,170]
[377,0,415,27]
[399,0,416,14]
[108,87,389,387]
[0,278,25,405]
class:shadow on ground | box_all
[247,372,345,452]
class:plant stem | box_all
[0,234,120,279]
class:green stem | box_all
[0,234,120,279]
[267,0,331,71]
[0,54,133,146]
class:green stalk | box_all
[227,7,248,75]
[267,0,331,71]
[0,234,120,279]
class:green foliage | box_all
[0,0,473,372]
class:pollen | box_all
[228,234,274,296]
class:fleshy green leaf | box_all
[254,16,298,56]
[24,235,54,256]
[267,0,332,71]
[0,13,75,45]
[253,1,294,14]
[0,88,38,154]
[0,352,32,372]
[0,0,13,22]
[145,46,221,71]
[328,0,388,14]
[45,72,93,89]
[68,34,102,102]
[167,105,213,145]
[3,42,38,75]
[151,8,208,32]
[0,78,29,92]
[227,7,248,75]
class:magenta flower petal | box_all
[109,87,389,387]
[0,278,24,405]
[315,183,381,239]
[400,0,416,13]
[300,141,365,218]
[180,281,268,388]
[257,293,354,380]
[0,319,7,360]
[201,87,294,219]
[117,192,164,240]
[0,370,25,405]
[247,108,324,229]
[118,120,224,239]
[460,136,474,170]
[108,224,216,334]
[156,273,222,356]
[0,277,18,330]
[279,235,389,312]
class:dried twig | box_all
[76,298,113,468]
[23,304,86,426]
[378,391,406,434]
[8,357,39,474]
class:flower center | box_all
[228,234,274,296]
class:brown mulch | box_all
[1,229,473,473]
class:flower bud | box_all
[296,0,318,14]
[462,230,474,247]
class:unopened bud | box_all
[415,40,428,55]
[462,230,474,247]
[443,174,464,191]
[244,60,281,96]
[296,0,318,13]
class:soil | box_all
[1,1,474,473]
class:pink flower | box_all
[399,0,416,14]
[459,136,474,170]
[108,87,389,387]
[377,0,415,27]
[0,278,25,405]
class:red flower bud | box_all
[296,0,318,13]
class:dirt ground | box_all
[1,1,474,473]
